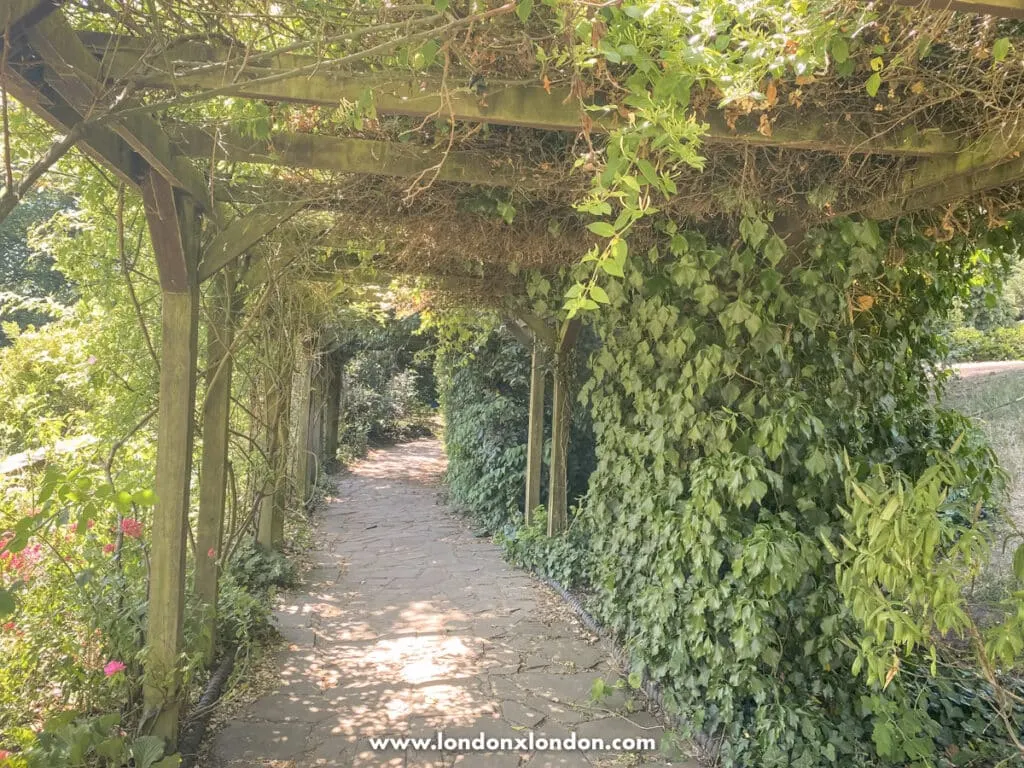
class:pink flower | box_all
[103,660,126,677]
[207,548,217,559]
[86,519,95,529]
[2,622,14,632]
[119,518,143,539]
[103,543,116,554]
[87,356,97,365]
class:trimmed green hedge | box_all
[949,325,1024,362]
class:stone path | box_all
[210,439,695,768]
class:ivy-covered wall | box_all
[574,219,1006,766]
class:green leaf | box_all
[763,235,786,266]
[131,736,166,768]
[865,72,882,98]
[601,259,625,278]
[993,37,1011,62]
[1013,543,1024,581]
[627,670,643,689]
[587,222,617,237]
[516,0,534,23]
[0,587,15,617]
[830,37,849,64]
[590,285,610,304]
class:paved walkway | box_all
[953,360,1024,378]
[210,439,692,768]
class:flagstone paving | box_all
[209,438,697,768]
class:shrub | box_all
[949,324,1024,361]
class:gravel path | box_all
[209,438,693,768]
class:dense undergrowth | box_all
[442,216,1024,767]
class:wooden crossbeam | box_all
[893,0,1024,17]
[177,126,556,189]
[81,33,955,157]
[0,0,62,37]
[24,15,216,219]
[0,58,144,186]
[199,200,305,281]
[867,153,1024,218]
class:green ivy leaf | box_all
[516,0,534,23]
[830,37,849,65]
[993,37,1011,62]
[865,72,882,97]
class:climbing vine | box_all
[524,215,1024,766]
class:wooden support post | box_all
[323,352,342,473]
[194,268,234,666]
[307,356,325,490]
[292,346,314,508]
[258,349,291,550]
[141,171,200,747]
[525,341,547,523]
[546,319,581,536]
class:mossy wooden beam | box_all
[195,267,235,666]
[26,15,216,219]
[0,0,62,40]
[176,126,554,188]
[859,130,1024,218]
[0,61,144,187]
[140,170,200,748]
[874,154,1024,218]
[547,317,581,536]
[199,201,306,282]
[525,341,547,523]
[512,309,558,347]
[893,0,1024,18]
[83,33,954,157]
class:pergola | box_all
[2,0,1024,749]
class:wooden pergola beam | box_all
[869,153,1024,218]
[893,0,1024,18]
[23,14,216,219]
[81,33,955,157]
[177,126,556,189]
[0,63,144,186]
[199,201,305,282]
[0,0,62,38]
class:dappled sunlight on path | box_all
[209,439,691,768]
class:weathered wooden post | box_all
[258,345,291,550]
[546,318,581,536]
[308,353,326,488]
[195,268,235,665]
[525,341,547,522]
[292,340,315,507]
[323,350,343,472]
[140,171,201,746]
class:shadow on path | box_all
[210,439,693,768]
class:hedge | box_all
[949,325,1024,362]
